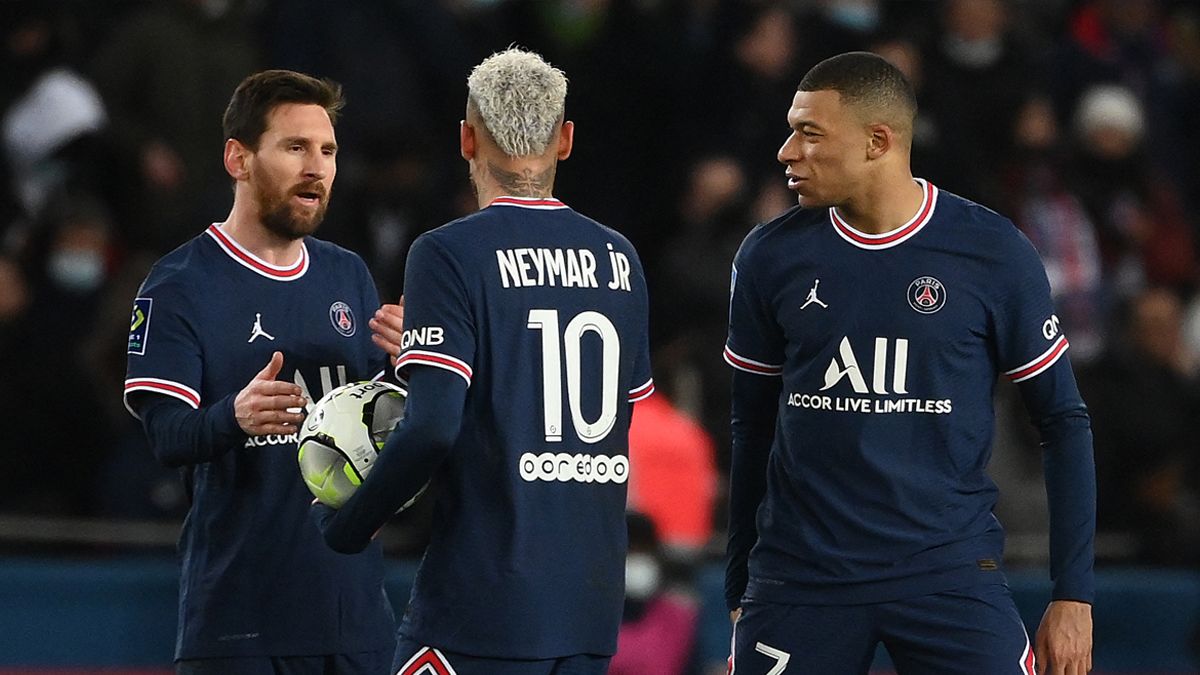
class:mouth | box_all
[786,174,806,191]
[291,189,324,207]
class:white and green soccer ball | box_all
[298,380,407,508]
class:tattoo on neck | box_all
[488,161,555,198]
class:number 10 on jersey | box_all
[527,309,620,445]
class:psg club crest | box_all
[329,301,355,337]
[907,276,946,314]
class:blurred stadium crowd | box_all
[1,0,1198,587]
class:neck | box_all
[835,171,924,235]
[474,157,556,209]
[221,195,305,265]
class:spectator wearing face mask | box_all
[0,197,115,514]
[1065,84,1197,293]
[609,512,699,675]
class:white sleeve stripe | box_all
[1006,336,1070,383]
[369,369,387,382]
[123,378,201,405]
[122,380,202,419]
[629,378,654,396]
[398,349,473,378]
[629,382,655,403]
[723,346,783,376]
[395,354,472,386]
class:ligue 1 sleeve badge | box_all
[329,301,356,337]
[908,276,946,314]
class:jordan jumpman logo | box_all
[248,313,276,342]
[801,279,828,309]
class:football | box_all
[298,380,407,508]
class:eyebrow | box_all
[280,136,338,151]
[791,118,824,132]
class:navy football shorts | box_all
[393,637,610,675]
[731,583,1035,675]
[176,649,392,675]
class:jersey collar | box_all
[488,196,568,210]
[206,223,310,281]
[829,178,938,250]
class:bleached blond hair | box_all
[467,47,568,158]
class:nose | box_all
[778,131,800,166]
[303,152,331,181]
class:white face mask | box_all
[624,553,662,601]
[943,35,1003,69]
[825,0,881,33]
[48,250,104,293]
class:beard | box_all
[255,178,330,240]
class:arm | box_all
[134,351,305,468]
[138,394,244,468]
[317,365,467,554]
[1018,365,1096,603]
[725,369,780,612]
[1017,363,1096,673]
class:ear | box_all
[866,123,893,160]
[460,120,476,161]
[556,120,574,161]
[224,138,249,180]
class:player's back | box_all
[396,197,653,659]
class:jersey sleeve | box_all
[994,232,1070,382]
[124,276,203,418]
[996,227,1096,603]
[724,234,785,376]
[627,250,654,403]
[394,233,475,386]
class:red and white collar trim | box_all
[830,179,938,250]
[206,224,309,281]
[489,196,568,210]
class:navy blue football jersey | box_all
[124,224,394,658]
[725,180,1090,604]
[393,196,653,659]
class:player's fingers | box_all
[371,308,405,336]
[262,393,308,411]
[377,302,404,321]
[254,409,305,426]
[255,351,284,381]
[371,332,402,357]
[254,380,303,397]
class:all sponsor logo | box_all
[792,335,953,415]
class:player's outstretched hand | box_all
[370,295,405,364]
[1035,599,1092,675]
[234,351,307,436]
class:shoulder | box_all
[304,236,369,267]
[736,205,821,263]
[138,235,211,298]
[935,189,1042,264]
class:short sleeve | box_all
[124,278,203,417]
[627,251,654,403]
[995,231,1070,383]
[395,234,476,386]
[724,236,785,376]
